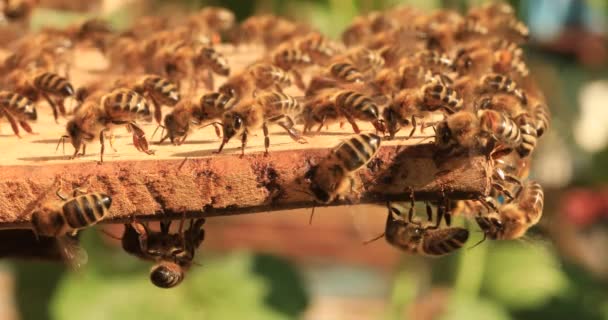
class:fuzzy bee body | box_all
[329,62,364,83]
[198,46,230,76]
[0,90,37,120]
[479,109,521,148]
[102,89,152,122]
[515,113,537,157]
[248,63,291,90]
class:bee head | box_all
[310,183,332,204]
[31,208,65,238]
[66,119,83,150]
[150,261,184,289]
[382,106,401,139]
[221,111,243,143]
[163,114,187,144]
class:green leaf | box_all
[441,296,512,320]
[482,242,569,310]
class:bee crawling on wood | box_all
[0,90,37,137]
[216,91,306,157]
[121,218,206,289]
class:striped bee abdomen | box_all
[334,133,381,172]
[33,72,74,97]
[62,193,112,230]
[422,227,469,256]
[0,91,37,120]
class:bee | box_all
[216,91,306,157]
[303,89,385,134]
[31,189,112,237]
[478,109,522,149]
[130,74,180,124]
[514,113,537,157]
[218,71,256,100]
[305,133,381,204]
[383,202,469,256]
[2,0,36,24]
[195,46,230,90]
[271,46,312,90]
[247,63,292,92]
[382,88,429,139]
[476,180,544,241]
[327,62,365,83]
[121,218,206,288]
[160,92,235,145]
[479,73,527,105]
[434,110,480,151]
[345,47,385,74]
[415,50,454,73]
[531,100,550,138]
[295,32,339,64]
[61,89,154,162]
[27,72,75,122]
[0,90,37,137]
[422,74,464,114]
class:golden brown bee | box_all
[121,218,205,288]
[62,89,154,162]
[479,73,527,105]
[160,92,236,145]
[195,46,230,89]
[383,202,469,256]
[421,74,464,114]
[295,31,339,64]
[130,74,180,124]
[305,133,381,204]
[382,88,429,139]
[218,70,256,100]
[416,50,454,73]
[216,91,306,157]
[345,47,385,74]
[0,90,37,137]
[30,71,75,122]
[531,99,550,138]
[247,63,292,91]
[327,62,365,83]
[478,109,522,149]
[434,110,480,151]
[271,46,312,90]
[514,113,537,158]
[303,89,385,134]
[476,180,544,241]
[31,189,112,237]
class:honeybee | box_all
[31,189,112,237]
[344,47,385,74]
[2,0,36,24]
[295,31,339,64]
[415,50,453,73]
[383,202,469,256]
[434,110,480,151]
[421,74,463,114]
[19,71,74,122]
[514,113,537,157]
[382,88,428,139]
[61,89,154,162]
[305,133,381,204]
[478,109,522,149]
[218,70,256,100]
[303,89,385,134]
[30,188,111,269]
[216,91,306,157]
[0,90,37,137]
[130,74,180,124]
[160,92,235,145]
[195,46,230,90]
[327,61,365,83]
[121,218,206,288]
[271,46,312,90]
[247,63,292,92]
[479,73,527,105]
[476,180,544,241]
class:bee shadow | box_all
[31,139,64,144]
[18,155,72,162]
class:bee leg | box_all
[315,116,326,133]
[341,110,361,134]
[41,92,60,123]
[276,115,307,144]
[58,98,67,116]
[151,97,162,125]
[291,70,306,90]
[19,120,37,135]
[99,128,108,163]
[130,123,154,155]
[160,220,171,235]
[425,202,433,222]
[263,123,270,156]
[212,123,222,138]
[239,131,248,158]
[408,115,418,139]
[3,110,21,138]
[108,133,118,152]
[203,69,214,91]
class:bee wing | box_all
[56,234,88,271]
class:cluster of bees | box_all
[1,2,550,288]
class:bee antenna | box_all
[467,231,487,249]
[363,232,385,245]
[151,124,165,140]
[308,206,316,225]
[56,135,68,154]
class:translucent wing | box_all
[55,234,89,271]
